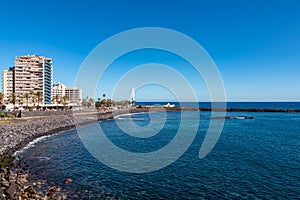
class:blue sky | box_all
[0,0,299,101]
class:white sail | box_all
[131,88,135,101]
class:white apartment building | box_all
[52,81,66,103]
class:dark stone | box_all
[24,185,36,194]
[7,182,19,199]
[0,187,6,200]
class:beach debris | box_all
[65,178,73,184]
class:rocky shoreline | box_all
[0,109,133,199]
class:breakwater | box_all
[130,106,300,113]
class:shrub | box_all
[0,154,15,168]
[6,113,15,118]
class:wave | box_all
[13,129,73,156]
[13,135,52,156]
[113,112,148,119]
[116,117,146,121]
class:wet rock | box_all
[7,182,19,199]
[0,188,6,200]
[24,185,36,194]
[1,178,10,187]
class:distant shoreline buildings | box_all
[1,55,82,107]
[52,81,82,105]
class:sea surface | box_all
[16,102,300,199]
[137,101,300,110]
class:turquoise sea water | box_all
[16,103,300,199]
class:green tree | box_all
[88,98,94,108]
[95,98,101,109]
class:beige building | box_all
[2,55,53,106]
[2,68,13,104]
[65,87,82,104]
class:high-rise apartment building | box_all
[2,55,53,105]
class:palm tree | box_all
[0,92,3,105]
[9,93,17,110]
[85,96,89,107]
[24,93,30,109]
[52,94,60,110]
[81,98,87,107]
[62,95,69,109]
[29,90,35,106]
[102,93,106,107]
[107,99,112,107]
[35,92,42,107]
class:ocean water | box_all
[137,102,300,110]
[15,104,300,199]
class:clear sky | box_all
[0,0,299,101]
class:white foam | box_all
[13,135,50,156]
[13,129,74,156]
[113,112,147,119]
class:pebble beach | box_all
[0,109,128,199]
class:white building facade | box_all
[2,69,13,104]
[52,82,82,105]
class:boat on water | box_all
[211,116,254,120]
[163,103,175,108]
